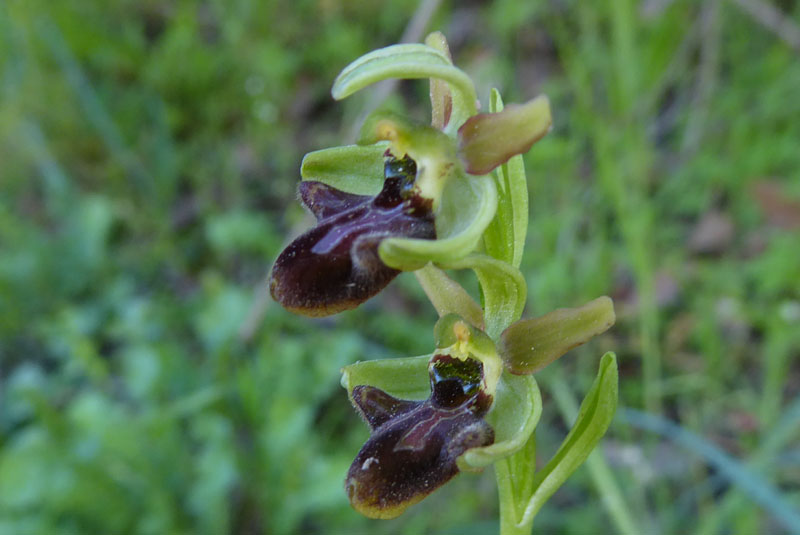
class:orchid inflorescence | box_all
[269,32,619,534]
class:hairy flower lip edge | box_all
[340,357,543,480]
[268,157,436,317]
[344,353,496,519]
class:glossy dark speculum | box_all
[345,354,494,519]
[269,155,435,316]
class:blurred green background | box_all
[1,0,799,533]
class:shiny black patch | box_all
[269,156,436,316]
[345,354,494,519]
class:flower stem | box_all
[496,460,530,535]
[496,434,536,535]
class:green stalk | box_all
[496,435,537,535]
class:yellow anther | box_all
[453,320,471,343]
[376,120,399,142]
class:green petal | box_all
[340,355,430,401]
[498,297,616,375]
[458,95,551,175]
[379,174,497,270]
[458,372,542,470]
[424,32,453,130]
[331,43,477,131]
[518,353,619,525]
[482,89,529,268]
[441,254,527,340]
[300,143,387,195]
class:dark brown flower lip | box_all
[269,156,435,317]
[345,354,494,519]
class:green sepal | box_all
[341,355,430,401]
[458,372,542,471]
[498,297,616,375]
[378,174,497,270]
[300,143,387,195]
[482,89,529,268]
[440,254,527,340]
[517,353,619,526]
[331,43,477,132]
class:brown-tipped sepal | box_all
[457,95,551,175]
[345,354,494,519]
[269,155,436,316]
[498,296,616,375]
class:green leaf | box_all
[414,264,485,330]
[458,372,541,470]
[378,174,497,270]
[550,370,640,535]
[440,254,526,340]
[340,355,430,401]
[483,89,529,268]
[331,43,477,131]
[498,296,616,375]
[300,143,387,195]
[458,94,551,175]
[517,353,619,527]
